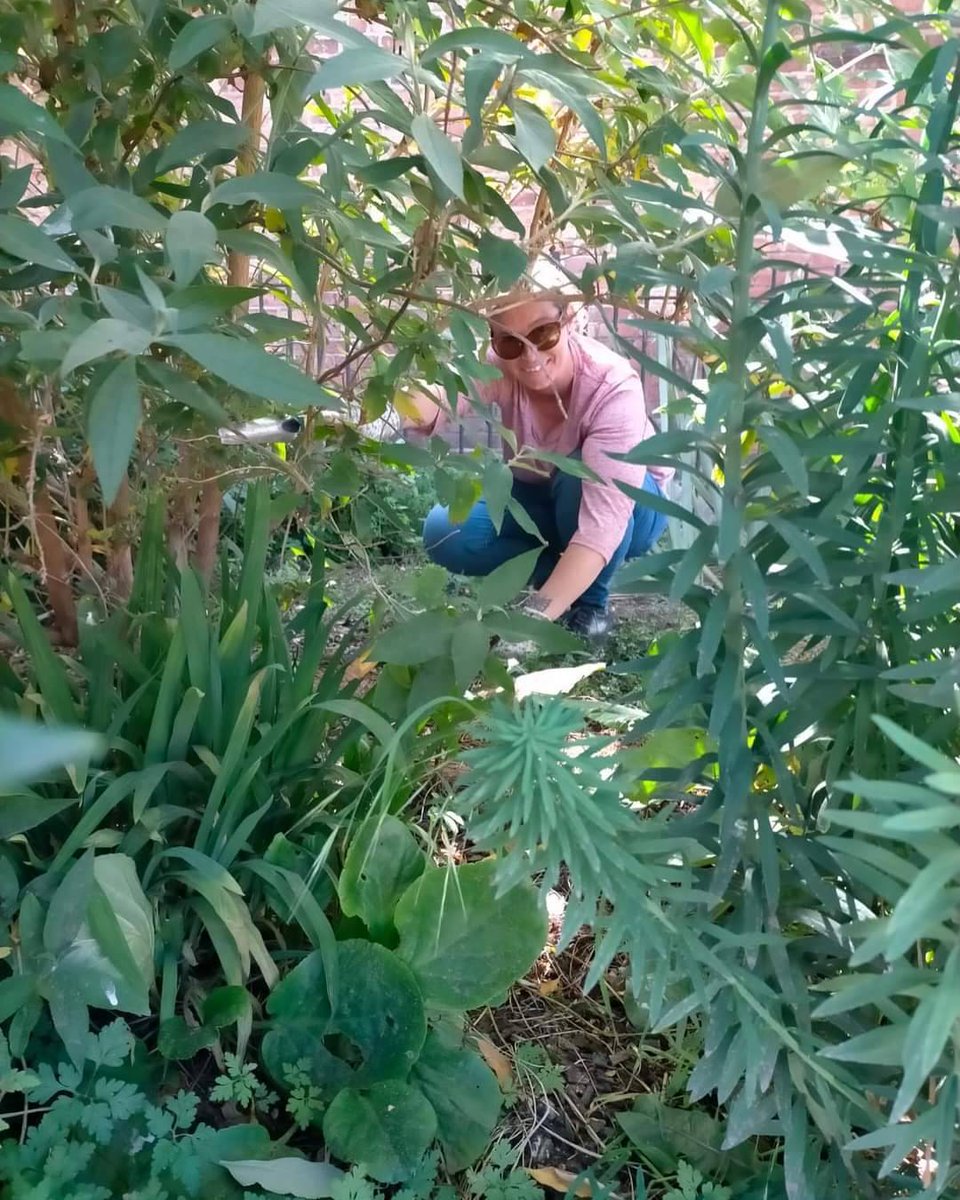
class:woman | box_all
[403,272,673,642]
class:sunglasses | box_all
[489,319,564,361]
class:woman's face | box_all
[489,298,575,398]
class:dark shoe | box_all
[562,603,613,644]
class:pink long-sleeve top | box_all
[453,334,674,564]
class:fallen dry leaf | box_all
[343,650,378,683]
[528,1167,592,1197]
[538,978,561,997]
[475,1035,513,1088]
[514,662,605,701]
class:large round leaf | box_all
[262,940,426,1096]
[323,1080,437,1183]
[395,860,546,1009]
[412,1031,501,1172]
[338,815,425,943]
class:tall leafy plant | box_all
[452,4,960,1197]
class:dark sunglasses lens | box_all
[492,333,523,359]
[529,322,561,351]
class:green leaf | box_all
[169,14,234,72]
[310,47,407,90]
[759,425,809,496]
[618,1096,727,1176]
[484,611,581,654]
[411,115,464,199]
[412,1032,501,1172]
[87,357,141,504]
[141,359,231,425]
[339,815,426,942]
[68,186,166,233]
[44,851,95,956]
[221,1158,344,1198]
[0,83,76,146]
[323,1081,437,1184]
[0,717,99,789]
[86,854,155,1010]
[477,548,542,609]
[511,99,556,172]
[451,620,490,692]
[372,612,458,666]
[477,232,527,288]
[395,860,546,1009]
[164,332,330,409]
[203,985,252,1029]
[158,1016,218,1060]
[262,940,426,1095]
[62,319,152,377]
[165,210,219,286]
[250,0,337,35]
[206,171,322,211]
[421,29,531,64]
[0,793,76,837]
[0,215,77,273]
[156,120,249,173]
[881,848,960,961]
[483,460,514,531]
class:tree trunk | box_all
[106,478,134,602]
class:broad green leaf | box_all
[87,357,141,504]
[206,171,322,210]
[0,215,77,273]
[338,815,426,942]
[156,120,249,173]
[164,332,331,409]
[412,1032,501,1172]
[86,854,155,1009]
[62,319,151,377]
[250,0,337,35]
[0,83,76,146]
[262,940,426,1095]
[395,860,546,1009]
[165,210,219,286]
[421,29,531,64]
[477,232,527,287]
[0,793,76,837]
[310,47,407,90]
[323,1081,437,1184]
[169,14,234,71]
[511,99,556,172]
[0,718,99,789]
[483,611,581,654]
[411,115,464,199]
[477,547,542,609]
[618,1096,727,1176]
[44,852,95,956]
[372,611,458,666]
[159,1016,218,1060]
[203,985,252,1029]
[68,186,166,232]
[451,620,490,692]
[483,460,514,531]
[221,1158,344,1198]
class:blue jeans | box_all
[423,470,667,610]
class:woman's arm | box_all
[535,545,606,619]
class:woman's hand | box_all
[533,544,607,619]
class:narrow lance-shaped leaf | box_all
[87,357,142,505]
[411,115,464,199]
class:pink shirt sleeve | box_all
[569,379,652,564]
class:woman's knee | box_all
[423,504,490,573]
